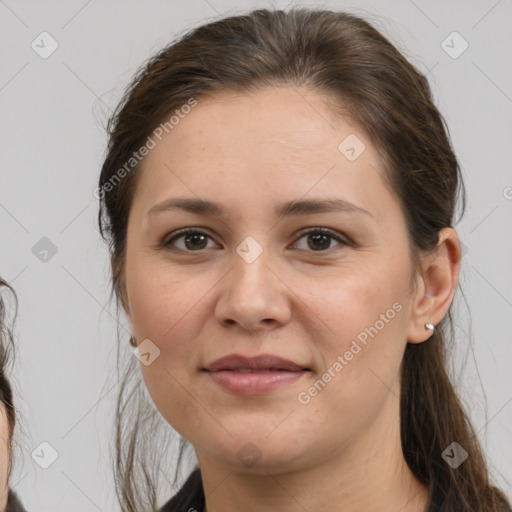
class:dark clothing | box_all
[159,467,448,512]
[160,468,204,512]
[5,489,27,512]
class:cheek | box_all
[126,255,206,344]
[302,258,410,401]
[125,257,217,437]
[305,256,409,344]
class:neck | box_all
[197,394,429,512]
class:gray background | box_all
[1,0,511,510]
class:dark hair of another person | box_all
[0,279,28,512]
[97,7,512,512]
[0,279,18,486]
[0,278,18,496]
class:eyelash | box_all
[162,227,349,254]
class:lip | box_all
[204,354,308,372]
[202,354,310,395]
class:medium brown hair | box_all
[98,7,511,511]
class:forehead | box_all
[132,86,394,219]
[162,86,358,159]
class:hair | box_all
[1,280,30,512]
[0,278,19,484]
[97,7,512,512]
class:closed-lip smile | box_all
[203,354,310,395]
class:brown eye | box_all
[293,229,347,252]
[164,229,216,251]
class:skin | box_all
[0,404,10,510]
[122,86,461,512]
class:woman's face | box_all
[123,86,425,473]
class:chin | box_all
[199,431,312,475]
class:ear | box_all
[407,228,461,343]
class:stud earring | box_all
[129,336,137,347]
[425,322,435,331]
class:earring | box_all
[129,336,137,347]
[425,322,435,331]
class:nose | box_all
[214,244,292,332]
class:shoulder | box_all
[159,467,204,512]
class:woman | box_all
[97,7,512,512]
[0,279,27,511]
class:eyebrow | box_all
[148,197,373,219]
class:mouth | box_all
[203,354,310,372]
[202,354,311,395]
